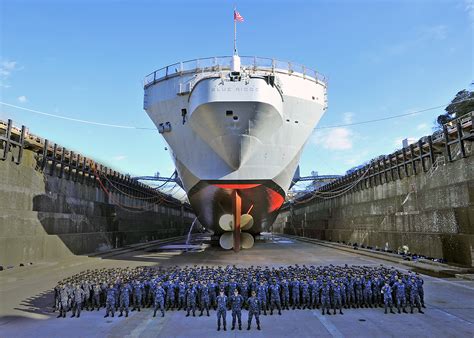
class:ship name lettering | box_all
[213,87,232,92]
[210,86,258,92]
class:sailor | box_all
[208,279,217,310]
[66,281,74,311]
[216,289,227,331]
[348,276,357,308]
[119,281,132,317]
[363,278,373,308]
[57,284,69,318]
[269,281,282,315]
[230,288,244,330]
[143,278,152,308]
[104,284,116,318]
[257,280,268,315]
[310,278,319,309]
[92,282,101,311]
[113,279,121,311]
[373,276,383,308]
[320,280,331,315]
[415,273,426,308]
[139,279,146,308]
[185,281,197,317]
[381,281,395,314]
[132,280,142,312]
[178,281,187,311]
[393,277,408,314]
[153,283,166,317]
[165,278,175,311]
[301,280,310,309]
[409,278,424,314]
[332,282,343,315]
[240,279,249,306]
[71,284,85,318]
[340,279,348,309]
[81,279,92,311]
[199,280,210,316]
[100,280,108,308]
[291,277,301,309]
[247,290,261,330]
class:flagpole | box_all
[231,8,241,72]
[233,8,237,55]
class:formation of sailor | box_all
[53,264,425,329]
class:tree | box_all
[435,90,474,130]
[444,90,474,118]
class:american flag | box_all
[234,10,244,22]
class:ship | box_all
[143,53,327,250]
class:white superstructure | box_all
[144,55,327,249]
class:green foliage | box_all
[435,90,474,130]
[445,90,474,118]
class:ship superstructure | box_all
[144,55,327,250]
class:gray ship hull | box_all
[144,56,327,248]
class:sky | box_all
[1,0,473,188]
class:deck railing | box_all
[144,56,327,87]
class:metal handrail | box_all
[144,56,327,87]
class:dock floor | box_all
[1,234,473,337]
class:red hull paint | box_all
[188,180,285,235]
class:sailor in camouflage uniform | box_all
[247,290,261,330]
[131,280,142,312]
[320,280,331,315]
[178,280,187,310]
[310,278,319,309]
[381,281,395,314]
[363,278,373,308]
[208,279,217,310]
[394,277,408,314]
[415,273,425,308]
[291,277,301,309]
[57,284,69,318]
[71,284,85,318]
[216,289,227,331]
[119,281,132,317]
[104,284,116,318]
[332,282,343,315]
[153,283,166,317]
[92,282,101,311]
[230,288,244,330]
[199,280,210,316]
[409,277,424,314]
[257,280,268,315]
[301,280,310,309]
[269,281,282,315]
[185,281,197,317]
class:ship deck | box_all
[1,235,473,337]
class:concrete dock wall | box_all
[274,147,474,266]
[0,147,195,266]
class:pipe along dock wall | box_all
[274,113,474,266]
[0,120,195,266]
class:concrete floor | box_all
[1,234,474,338]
